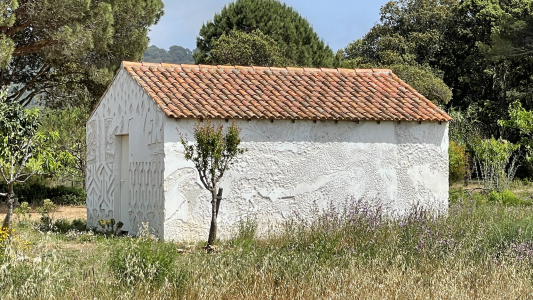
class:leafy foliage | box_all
[142,45,194,64]
[0,0,164,108]
[0,0,17,68]
[449,141,467,183]
[0,90,72,229]
[0,181,86,205]
[499,101,533,159]
[471,138,520,191]
[487,190,528,206]
[342,0,533,133]
[195,0,334,67]
[181,121,245,194]
[209,30,292,67]
[40,107,88,187]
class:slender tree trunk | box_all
[207,188,218,246]
[2,183,15,230]
[82,167,86,190]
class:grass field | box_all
[2,191,533,299]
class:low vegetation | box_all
[2,192,533,299]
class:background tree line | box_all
[3,0,533,216]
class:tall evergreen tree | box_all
[0,0,164,108]
[195,0,334,68]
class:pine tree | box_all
[0,0,164,108]
[195,0,334,68]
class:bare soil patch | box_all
[0,204,86,221]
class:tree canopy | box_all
[341,0,533,134]
[0,0,164,108]
[209,30,291,66]
[142,45,195,64]
[194,0,334,68]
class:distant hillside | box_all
[142,45,195,64]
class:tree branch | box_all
[15,171,38,183]
[11,65,49,104]
[0,165,8,184]
[14,135,35,180]
[13,40,57,56]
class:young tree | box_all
[195,0,334,68]
[209,30,292,67]
[40,107,88,188]
[180,120,245,248]
[0,91,71,230]
[0,0,164,108]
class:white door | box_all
[120,135,130,232]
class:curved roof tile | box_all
[122,61,452,122]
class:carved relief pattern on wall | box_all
[163,119,450,242]
[86,69,165,233]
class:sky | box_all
[147,0,390,52]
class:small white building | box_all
[86,62,451,241]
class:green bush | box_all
[0,182,86,205]
[449,141,467,183]
[487,190,530,206]
[108,238,187,286]
[71,219,87,231]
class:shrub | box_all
[487,190,529,206]
[471,138,519,191]
[71,218,87,231]
[501,190,522,205]
[0,182,86,205]
[36,199,57,231]
[449,141,468,183]
[14,202,31,224]
[108,238,186,286]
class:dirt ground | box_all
[0,204,86,221]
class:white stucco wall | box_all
[86,68,166,235]
[163,119,449,242]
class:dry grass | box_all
[3,196,533,299]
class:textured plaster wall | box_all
[163,119,449,242]
[86,68,166,235]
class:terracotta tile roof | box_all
[122,61,452,122]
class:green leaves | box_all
[341,0,533,128]
[499,101,533,160]
[0,89,72,185]
[180,120,245,191]
[195,0,334,68]
[39,107,88,185]
[1,0,164,108]
[390,64,452,105]
[209,30,292,67]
